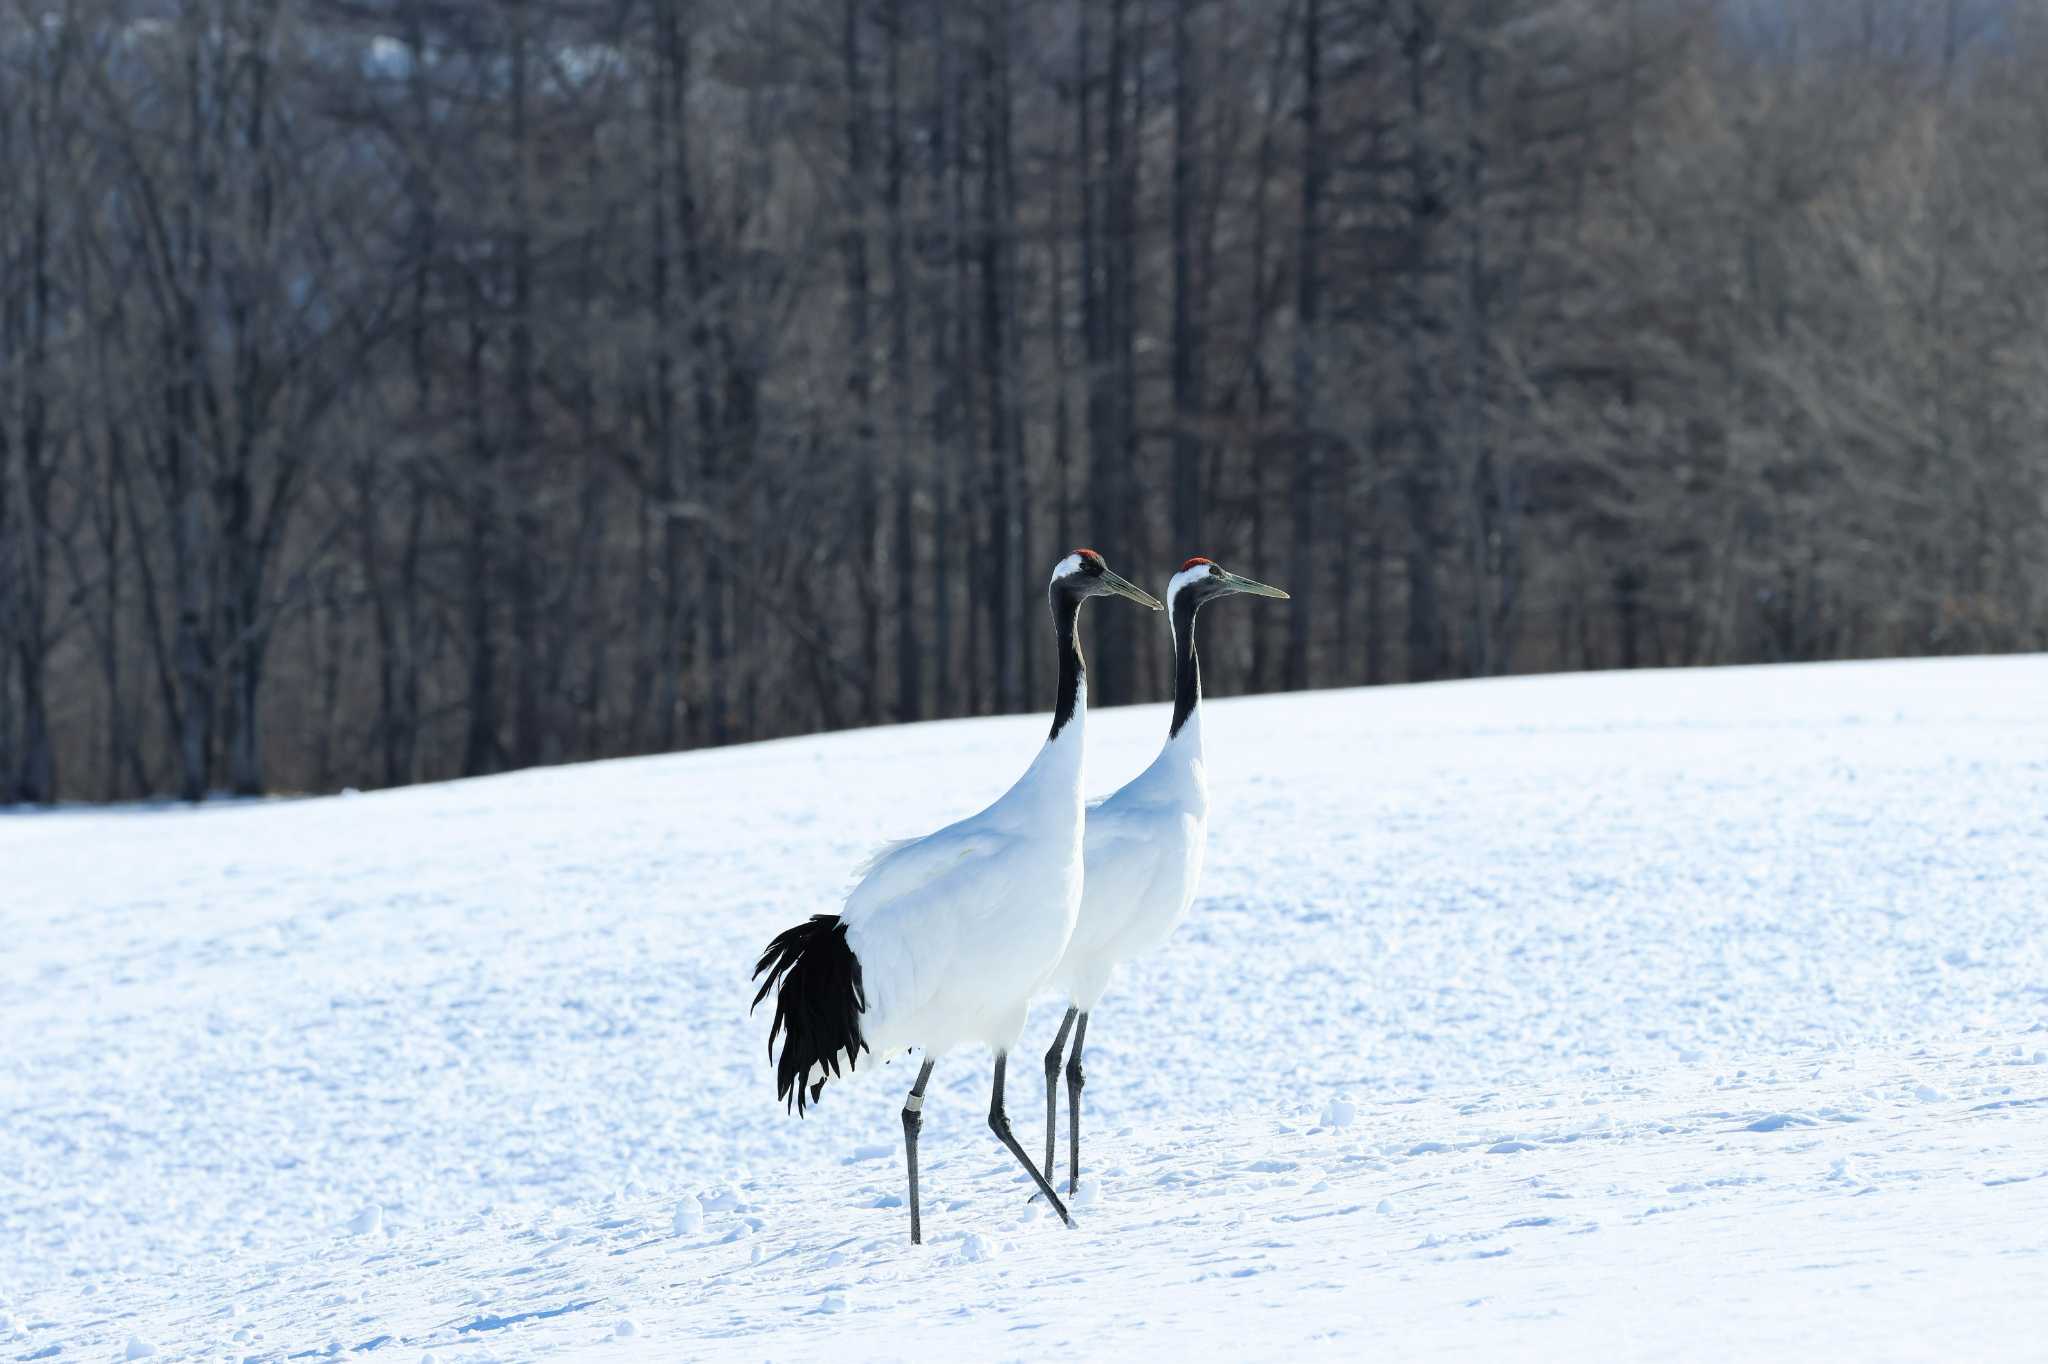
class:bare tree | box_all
[6,0,2045,803]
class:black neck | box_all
[1168,590,1202,739]
[1048,589,1086,741]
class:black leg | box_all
[901,1058,936,1244]
[988,1052,1073,1226]
[1042,1006,1078,1182]
[1065,1011,1089,1194]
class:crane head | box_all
[1051,549,1163,610]
[1166,557,1291,613]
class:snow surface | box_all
[4,655,2047,1361]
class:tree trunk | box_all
[885,0,920,723]
[507,3,542,770]
[1455,25,1494,677]
[460,305,499,776]
[1286,0,1323,694]
[1170,0,1202,557]
[980,4,1021,713]
[1400,0,1445,683]
[842,0,882,723]
[1246,5,1289,694]
[1083,0,1132,705]
[651,3,689,752]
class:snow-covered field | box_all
[4,655,2046,1361]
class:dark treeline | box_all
[1,0,2042,803]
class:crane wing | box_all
[845,836,924,884]
[840,818,1014,930]
[1080,795,1183,914]
[838,812,1052,1044]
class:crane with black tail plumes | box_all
[751,549,1163,1244]
[1038,557,1289,1196]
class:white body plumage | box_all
[843,698,1087,1062]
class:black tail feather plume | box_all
[750,914,868,1116]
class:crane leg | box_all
[1065,1011,1089,1194]
[988,1052,1073,1227]
[901,1057,937,1245]
[1041,1006,1078,1182]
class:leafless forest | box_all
[0,0,2041,802]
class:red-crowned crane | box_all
[1038,557,1289,1192]
[752,549,1163,1243]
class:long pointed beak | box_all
[1220,570,1290,600]
[1100,567,1165,610]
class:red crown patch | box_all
[1180,556,1214,571]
